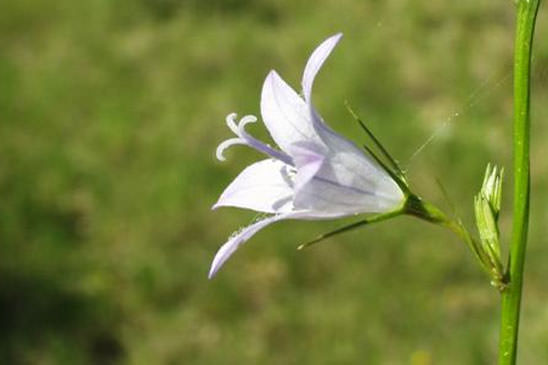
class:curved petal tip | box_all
[302,33,343,103]
[208,214,291,279]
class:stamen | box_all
[237,114,294,165]
[246,137,294,165]
[225,113,240,134]
[237,115,258,134]
[218,113,294,166]
[280,165,296,188]
[216,137,246,161]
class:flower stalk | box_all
[498,0,541,363]
[405,192,506,290]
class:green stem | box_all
[405,194,504,286]
[499,1,541,364]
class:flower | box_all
[209,33,405,278]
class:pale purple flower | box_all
[209,33,405,278]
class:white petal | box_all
[213,159,295,214]
[288,141,326,192]
[294,177,403,214]
[208,214,288,278]
[294,133,404,214]
[208,210,345,278]
[302,33,343,103]
[260,71,323,154]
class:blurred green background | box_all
[1,0,548,363]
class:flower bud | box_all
[474,164,505,289]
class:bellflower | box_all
[209,33,405,278]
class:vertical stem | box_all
[498,0,541,364]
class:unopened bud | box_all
[474,164,505,288]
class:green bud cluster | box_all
[474,164,506,290]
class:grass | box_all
[1,0,547,363]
